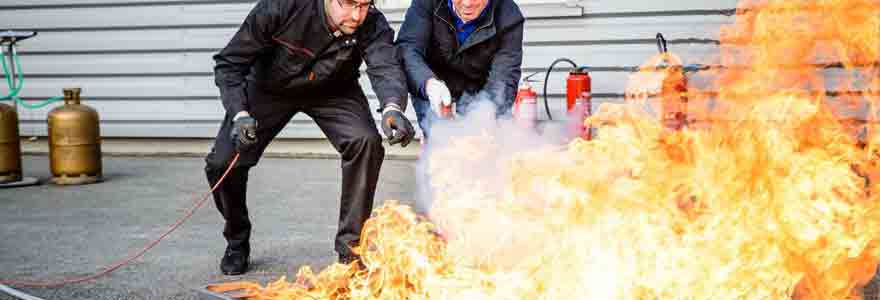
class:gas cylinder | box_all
[513,81,538,128]
[566,69,591,113]
[48,88,102,185]
[0,102,22,183]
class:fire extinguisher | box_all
[439,101,454,119]
[655,33,689,130]
[513,73,539,128]
[569,90,593,140]
[567,68,592,140]
[513,77,538,128]
[660,65,688,130]
[542,58,593,139]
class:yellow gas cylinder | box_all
[0,102,22,183]
[48,88,102,185]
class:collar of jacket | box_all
[434,0,499,55]
[446,0,491,28]
[313,0,359,56]
[318,0,345,38]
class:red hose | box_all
[0,153,241,288]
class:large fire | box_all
[210,0,880,299]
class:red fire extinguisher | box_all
[566,68,591,113]
[542,58,593,140]
[567,68,592,140]
[655,33,689,130]
[513,77,538,129]
[568,90,593,140]
[661,65,688,130]
[439,102,454,119]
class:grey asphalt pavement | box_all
[0,155,417,300]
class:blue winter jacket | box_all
[396,0,524,113]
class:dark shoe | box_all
[220,245,250,275]
[338,253,357,264]
[339,253,366,269]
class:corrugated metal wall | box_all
[0,0,739,138]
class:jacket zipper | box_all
[472,18,493,37]
[458,21,492,53]
[439,4,495,54]
[434,5,460,50]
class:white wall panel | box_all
[9,67,870,101]
[576,0,738,14]
[19,120,335,139]
[18,53,215,75]
[0,71,639,98]
[14,15,730,54]
[17,44,721,75]
[0,76,217,98]
[16,29,235,53]
[2,4,252,29]
[2,0,228,7]
[2,2,584,30]
[14,98,420,121]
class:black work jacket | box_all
[396,0,524,111]
[213,0,408,115]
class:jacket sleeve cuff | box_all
[382,103,403,114]
[233,111,251,121]
[380,96,406,113]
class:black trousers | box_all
[205,82,385,258]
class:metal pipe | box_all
[0,284,47,300]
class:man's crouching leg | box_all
[205,114,260,276]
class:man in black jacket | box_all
[396,0,524,140]
[206,0,415,275]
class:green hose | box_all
[1,48,63,109]
[15,96,64,109]
[0,48,23,99]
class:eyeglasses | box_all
[336,0,372,13]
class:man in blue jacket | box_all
[396,0,524,140]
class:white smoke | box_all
[414,97,570,216]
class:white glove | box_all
[425,78,452,115]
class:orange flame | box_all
[211,0,880,299]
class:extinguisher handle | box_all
[522,71,542,83]
[656,33,668,54]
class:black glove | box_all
[381,109,415,147]
[230,115,258,152]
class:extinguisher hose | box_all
[0,46,63,109]
[0,153,241,289]
[543,58,578,120]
